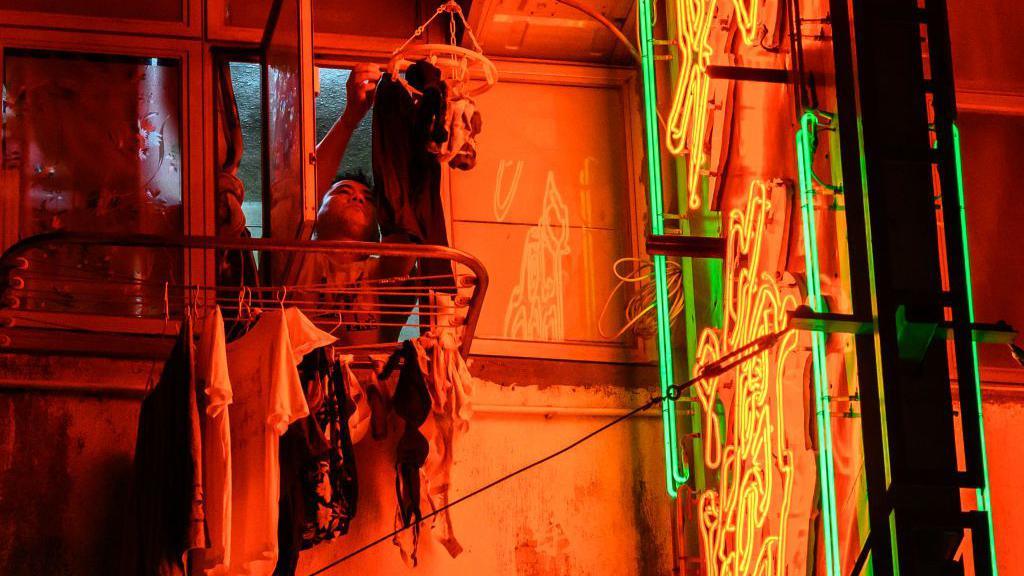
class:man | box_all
[305,63,424,342]
[289,64,385,344]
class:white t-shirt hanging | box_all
[195,305,233,576]
[223,307,336,576]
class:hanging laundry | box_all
[366,354,394,441]
[418,413,461,558]
[336,354,371,446]
[427,94,483,171]
[212,59,261,334]
[305,355,363,541]
[379,339,433,567]
[121,317,207,576]
[275,352,370,576]
[372,60,452,282]
[275,348,332,576]
[193,306,234,576]
[417,291,475,559]
[221,308,335,576]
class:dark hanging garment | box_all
[321,357,360,537]
[275,350,361,576]
[379,340,432,566]
[371,61,453,283]
[121,318,207,576]
[275,349,330,576]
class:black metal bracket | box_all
[789,305,873,334]
[896,304,1017,360]
[645,234,726,259]
[707,64,790,84]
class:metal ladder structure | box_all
[829,0,1004,573]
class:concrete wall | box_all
[0,354,674,575]
[979,386,1024,574]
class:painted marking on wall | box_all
[493,159,524,222]
[504,171,571,341]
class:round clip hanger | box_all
[387,0,498,98]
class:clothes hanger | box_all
[277,286,288,311]
[386,0,497,100]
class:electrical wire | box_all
[552,0,642,64]
[305,325,791,575]
[597,257,684,340]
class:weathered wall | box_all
[0,354,674,576]
[978,388,1024,574]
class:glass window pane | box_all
[2,50,183,317]
[229,62,264,238]
[0,0,183,22]
[316,67,373,181]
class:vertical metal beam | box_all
[925,0,998,570]
[826,0,897,571]
[829,0,982,572]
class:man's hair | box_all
[333,169,373,191]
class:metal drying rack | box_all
[0,232,489,363]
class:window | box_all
[448,67,646,362]
[229,63,373,239]
[316,67,373,181]
[2,48,184,317]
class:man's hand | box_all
[342,63,382,124]
[317,63,383,200]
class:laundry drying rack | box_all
[0,232,488,362]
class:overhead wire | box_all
[306,326,791,575]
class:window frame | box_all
[444,59,651,363]
[206,0,412,55]
[0,28,210,333]
[0,0,202,39]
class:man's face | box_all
[314,179,378,241]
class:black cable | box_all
[850,531,872,576]
[307,326,792,575]
[307,398,657,575]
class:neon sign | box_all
[796,111,840,576]
[693,181,798,575]
[667,0,761,212]
[666,0,713,211]
[951,123,998,573]
[638,0,690,497]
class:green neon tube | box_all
[638,0,688,496]
[952,123,998,574]
[796,111,841,576]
